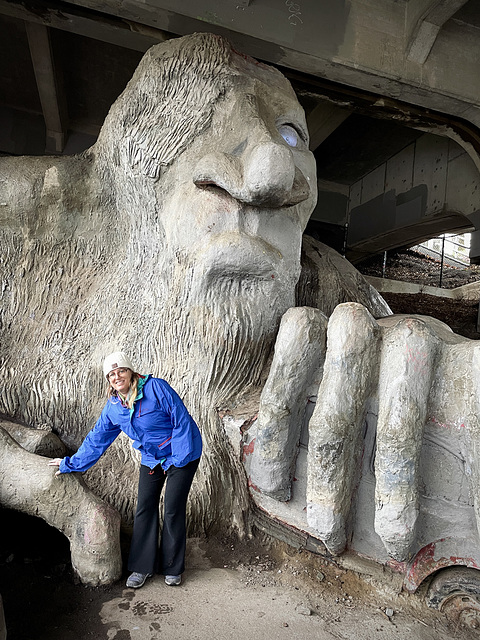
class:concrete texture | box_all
[330,132,480,262]
[0,32,399,592]
[0,419,66,457]
[375,316,439,560]
[307,304,381,554]
[0,428,122,586]
[2,30,479,603]
[368,275,480,301]
[349,134,480,240]
[248,307,327,500]
[0,33,317,539]
[242,301,480,614]
[4,0,480,131]
[297,235,392,318]
[306,304,480,565]
[3,1,480,265]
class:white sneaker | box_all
[126,572,152,588]
[165,574,181,586]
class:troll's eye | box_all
[278,124,300,148]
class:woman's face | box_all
[107,367,133,396]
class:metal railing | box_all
[413,234,470,268]
[377,234,472,288]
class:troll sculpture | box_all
[1,33,476,588]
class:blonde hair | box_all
[106,370,140,410]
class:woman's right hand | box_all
[48,458,64,477]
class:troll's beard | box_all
[138,249,300,533]
[151,248,300,406]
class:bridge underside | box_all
[1,0,479,263]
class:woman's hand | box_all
[48,458,64,477]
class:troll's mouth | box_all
[196,232,286,280]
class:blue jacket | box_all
[59,375,202,473]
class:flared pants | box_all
[128,457,200,576]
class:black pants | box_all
[128,458,199,576]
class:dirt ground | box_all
[0,509,478,640]
[2,250,480,640]
[358,249,480,339]
[358,248,480,290]
[381,292,480,339]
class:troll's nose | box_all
[243,141,295,206]
[193,140,310,208]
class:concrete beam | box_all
[347,213,472,264]
[306,102,351,152]
[60,0,480,134]
[0,0,169,52]
[25,22,68,153]
[407,0,469,64]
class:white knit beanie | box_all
[103,351,135,378]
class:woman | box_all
[48,351,202,589]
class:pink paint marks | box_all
[386,558,407,574]
[411,541,436,568]
[242,437,256,461]
[83,505,111,544]
[404,541,439,591]
[248,477,260,493]
[405,344,428,373]
[428,415,466,430]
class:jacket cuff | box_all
[59,457,74,473]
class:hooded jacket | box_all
[59,375,202,473]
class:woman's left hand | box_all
[48,458,64,477]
